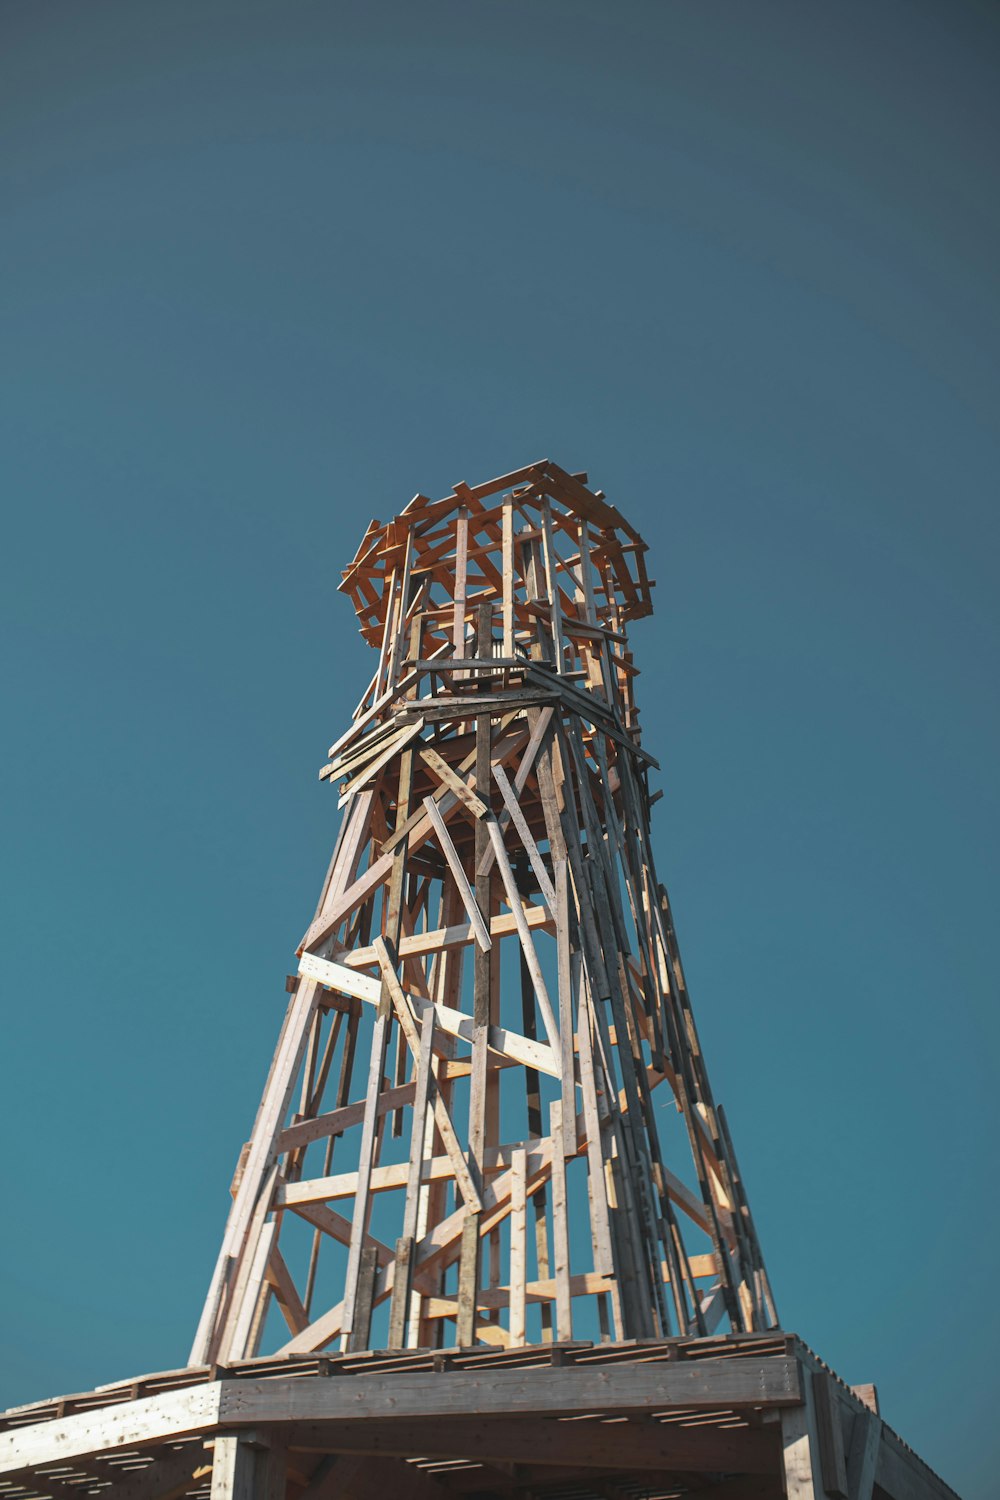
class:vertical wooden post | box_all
[452,506,469,658]
[549,1099,573,1341]
[509,1144,527,1346]
[780,1367,824,1500]
[846,1405,881,1500]
[211,1434,285,1500]
[502,495,515,656]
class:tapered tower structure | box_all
[1,462,961,1500]
[191,459,777,1363]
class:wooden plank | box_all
[339,1006,390,1340]
[575,973,616,1285]
[214,1358,801,1426]
[400,689,557,721]
[781,1368,823,1500]
[406,657,523,671]
[548,1100,573,1341]
[191,978,321,1365]
[385,529,414,691]
[422,795,491,951]
[485,817,559,1049]
[461,697,493,1338]
[210,1432,282,1500]
[400,1010,434,1246]
[539,496,564,670]
[289,1202,395,1267]
[812,1372,849,1499]
[0,1386,223,1475]
[278,1079,414,1153]
[501,496,514,655]
[336,902,553,970]
[226,1210,277,1361]
[279,1151,481,1206]
[509,1145,527,1346]
[455,1213,480,1347]
[452,506,469,657]
[554,857,576,1159]
[386,1009,434,1348]
[491,763,555,908]
[418,746,489,819]
[348,1245,379,1353]
[846,1409,880,1500]
[264,1245,308,1338]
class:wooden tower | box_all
[0,461,961,1500]
[190,459,778,1364]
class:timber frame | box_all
[0,1337,959,1500]
[2,461,961,1500]
[191,460,778,1367]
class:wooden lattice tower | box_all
[1,460,960,1500]
[191,459,779,1365]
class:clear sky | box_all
[2,4,998,1495]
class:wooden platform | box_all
[0,1336,959,1500]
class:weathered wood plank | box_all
[509,1145,527,1346]
[418,746,489,820]
[846,1406,880,1500]
[336,903,553,970]
[215,1358,801,1425]
[812,1372,849,1499]
[549,1100,573,1341]
[422,795,491,951]
[780,1368,823,1500]
[0,1386,223,1475]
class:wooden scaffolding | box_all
[0,462,961,1500]
[191,458,777,1364]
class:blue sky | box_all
[2,4,998,1495]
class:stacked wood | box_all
[190,460,778,1365]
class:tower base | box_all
[0,1335,958,1500]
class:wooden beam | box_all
[846,1407,880,1500]
[0,1386,223,1476]
[422,796,491,951]
[811,1372,848,1499]
[213,1359,801,1427]
[780,1368,823,1500]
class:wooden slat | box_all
[508,1145,527,1347]
[485,818,559,1049]
[335,903,553,970]
[549,1100,573,1341]
[491,763,555,908]
[418,746,489,819]
[422,795,491,951]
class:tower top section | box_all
[339,459,654,655]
